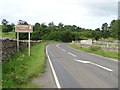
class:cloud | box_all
[0,0,118,29]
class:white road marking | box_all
[68,52,76,57]
[46,45,61,89]
[74,59,113,72]
[61,49,66,51]
[56,44,60,49]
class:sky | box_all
[0,0,119,30]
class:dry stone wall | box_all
[72,40,119,53]
[1,37,42,63]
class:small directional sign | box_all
[16,25,33,32]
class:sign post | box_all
[17,32,19,52]
[15,25,33,56]
[28,32,30,56]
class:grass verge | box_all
[2,41,59,88]
[68,44,119,60]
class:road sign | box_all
[15,25,33,56]
[15,25,33,32]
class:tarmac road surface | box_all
[46,43,118,88]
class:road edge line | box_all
[46,45,61,89]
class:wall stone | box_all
[0,37,42,63]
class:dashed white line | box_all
[61,49,66,51]
[68,52,76,57]
[74,59,113,72]
[56,44,60,49]
[46,45,61,89]
[67,45,118,62]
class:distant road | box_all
[46,43,118,88]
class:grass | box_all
[68,44,119,60]
[2,41,59,88]
[2,32,16,39]
[0,25,16,38]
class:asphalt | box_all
[46,43,118,88]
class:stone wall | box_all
[71,40,119,53]
[0,37,42,63]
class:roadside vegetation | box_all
[1,19,119,41]
[2,41,59,88]
[68,44,119,60]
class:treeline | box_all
[1,19,120,42]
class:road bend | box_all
[46,43,118,88]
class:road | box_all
[46,43,118,88]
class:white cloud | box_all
[0,0,118,29]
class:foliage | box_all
[1,19,119,41]
[110,20,120,40]
[1,19,14,32]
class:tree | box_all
[48,22,55,27]
[101,30,110,39]
[58,22,64,28]
[95,28,100,31]
[34,23,40,31]
[110,20,120,39]
[2,19,8,26]
[18,20,28,25]
[101,23,108,30]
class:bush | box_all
[90,46,101,51]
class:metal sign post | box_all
[15,25,33,56]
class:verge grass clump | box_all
[90,46,101,51]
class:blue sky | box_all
[0,0,119,29]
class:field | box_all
[2,32,16,39]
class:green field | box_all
[2,41,59,88]
[0,25,16,38]
[2,32,16,39]
[68,44,119,60]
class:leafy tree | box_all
[110,20,120,39]
[58,23,64,29]
[95,28,100,31]
[2,19,8,26]
[101,30,110,39]
[18,20,28,25]
[101,23,108,30]
[48,22,55,27]
[1,19,14,32]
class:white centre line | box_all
[68,52,76,57]
[74,59,113,72]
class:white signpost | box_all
[15,25,33,56]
